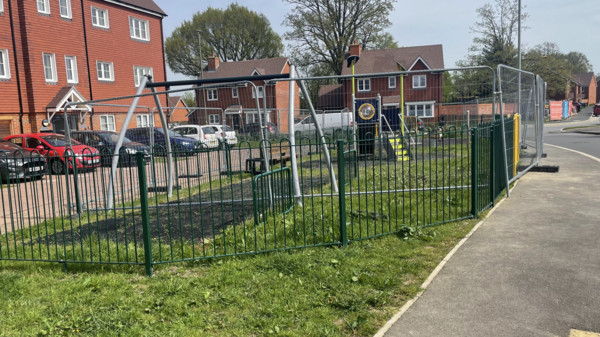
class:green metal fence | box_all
[0,120,512,275]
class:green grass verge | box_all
[0,216,482,336]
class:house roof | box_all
[167,96,181,108]
[108,0,167,16]
[572,72,595,87]
[47,87,75,109]
[341,45,444,76]
[317,84,344,109]
[201,57,289,79]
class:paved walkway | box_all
[384,145,600,336]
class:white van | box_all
[171,125,219,149]
[294,112,353,138]
[204,125,237,145]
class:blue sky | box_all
[154,0,600,83]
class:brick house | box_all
[0,0,167,138]
[192,56,299,133]
[317,43,444,123]
[572,72,597,105]
[166,96,190,126]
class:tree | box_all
[563,51,593,74]
[165,4,284,77]
[367,32,399,50]
[464,0,528,68]
[180,92,196,108]
[283,0,396,75]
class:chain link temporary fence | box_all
[0,65,543,275]
[497,65,545,182]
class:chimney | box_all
[208,54,219,71]
[349,40,361,57]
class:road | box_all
[544,105,600,158]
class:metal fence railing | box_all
[0,119,512,275]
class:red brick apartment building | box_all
[0,0,167,137]
[317,43,444,123]
[572,72,596,105]
[192,56,299,133]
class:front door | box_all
[52,115,79,134]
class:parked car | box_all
[593,104,600,117]
[4,133,100,175]
[125,127,200,153]
[170,125,219,149]
[0,140,47,182]
[294,112,353,137]
[242,122,278,136]
[205,125,237,145]
[70,131,150,166]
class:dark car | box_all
[0,140,47,182]
[70,131,150,166]
[242,122,278,136]
[593,104,600,117]
[124,127,200,154]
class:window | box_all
[209,114,220,124]
[358,78,370,92]
[406,102,435,118]
[581,87,585,93]
[59,0,71,18]
[42,53,57,82]
[252,86,264,98]
[413,75,426,89]
[37,0,50,14]
[96,61,114,81]
[0,49,10,80]
[64,56,78,84]
[389,76,396,89]
[100,115,116,131]
[0,0,4,14]
[207,89,218,101]
[129,17,149,41]
[133,66,152,87]
[232,87,238,98]
[136,115,150,127]
[91,7,108,28]
[246,112,269,124]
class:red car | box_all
[594,105,600,117]
[4,133,101,174]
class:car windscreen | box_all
[100,133,133,144]
[156,128,183,138]
[0,141,24,153]
[41,135,80,147]
[202,127,216,134]
[223,126,234,132]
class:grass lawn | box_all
[0,215,481,336]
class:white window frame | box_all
[0,0,4,14]
[232,87,238,98]
[59,0,72,19]
[357,78,371,92]
[413,75,427,89]
[42,53,57,83]
[389,76,396,89]
[91,7,109,29]
[0,49,10,80]
[581,87,585,93]
[208,114,220,124]
[136,115,150,128]
[100,115,116,131]
[96,61,114,81]
[37,0,50,14]
[64,56,78,84]
[133,65,152,87]
[245,111,269,124]
[129,17,150,41]
[252,86,264,98]
[405,101,435,118]
[207,89,218,101]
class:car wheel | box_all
[51,159,66,175]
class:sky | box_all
[154,0,600,84]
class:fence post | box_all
[471,128,478,218]
[337,140,347,247]
[136,152,153,277]
[490,126,495,206]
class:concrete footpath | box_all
[384,145,600,336]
